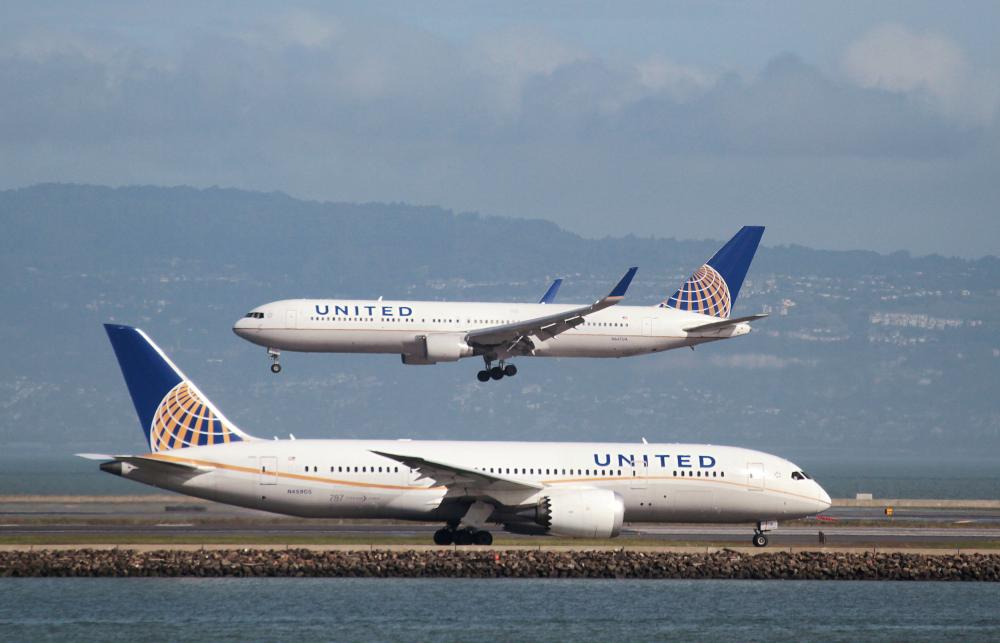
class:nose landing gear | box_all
[476,357,517,382]
[267,348,281,374]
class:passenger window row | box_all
[472,467,627,477]
[310,317,418,323]
[297,464,726,479]
[299,465,401,474]
[673,470,724,478]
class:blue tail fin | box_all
[538,279,563,304]
[104,324,252,452]
[660,226,764,318]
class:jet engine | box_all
[531,489,625,538]
[405,333,473,364]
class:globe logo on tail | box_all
[662,264,732,319]
[149,381,242,452]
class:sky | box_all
[2,2,998,257]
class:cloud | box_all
[842,24,999,125]
[635,55,715,100]
[0,10,997,256]
[0,15,980,157]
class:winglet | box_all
[538,279,563,304]
[608,267,638,300]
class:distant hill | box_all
[2,183,997,461]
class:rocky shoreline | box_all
[2,549,999,581]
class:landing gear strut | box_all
[752,520,774,547]
[433,526,493,546]
[477,357,516,382]
[267,348,281,374]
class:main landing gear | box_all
[433,526,493,546]
[476,358,516,382]
[752,520,775,547]
[268,348,281,374]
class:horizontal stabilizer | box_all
[81,452,214,475]
[75,453,115,461]
[684,313,768,333]
[122,455,213,472]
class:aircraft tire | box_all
[503,364,517,377]
[454,529,474,545]
[473,530,493,546]
[490,367,504,380]
[476,370,490,382]
[752,533,768,547]
[270,363,282,374]
[433,528,454,546]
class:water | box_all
[1,578,998,641]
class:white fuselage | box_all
[232,299,752,360]
[117,439,830,525]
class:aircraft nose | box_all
[232,317,253,337]
[816,484,832,512]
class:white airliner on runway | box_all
[83,324,831,547]
[233,227,768,381]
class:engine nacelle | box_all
[535,489,625,538]
[423,333,473,363]
[401,354,435,365]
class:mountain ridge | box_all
[2,183,997,459]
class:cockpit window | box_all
[791,471,811,481]
[245,312,264,319]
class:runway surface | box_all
[2,497,999,547]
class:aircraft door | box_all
[642,318,654,336]
[630,452,647,489]
[259,456,278,485]
[285,309,298,330]
[747,462,765,491]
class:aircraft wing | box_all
[371,450,543,491]
[683,313,768,333]
[538,278,563,304]
[466,267,637,348]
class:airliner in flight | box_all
[82,324,830,547]
[233,227,767,381]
